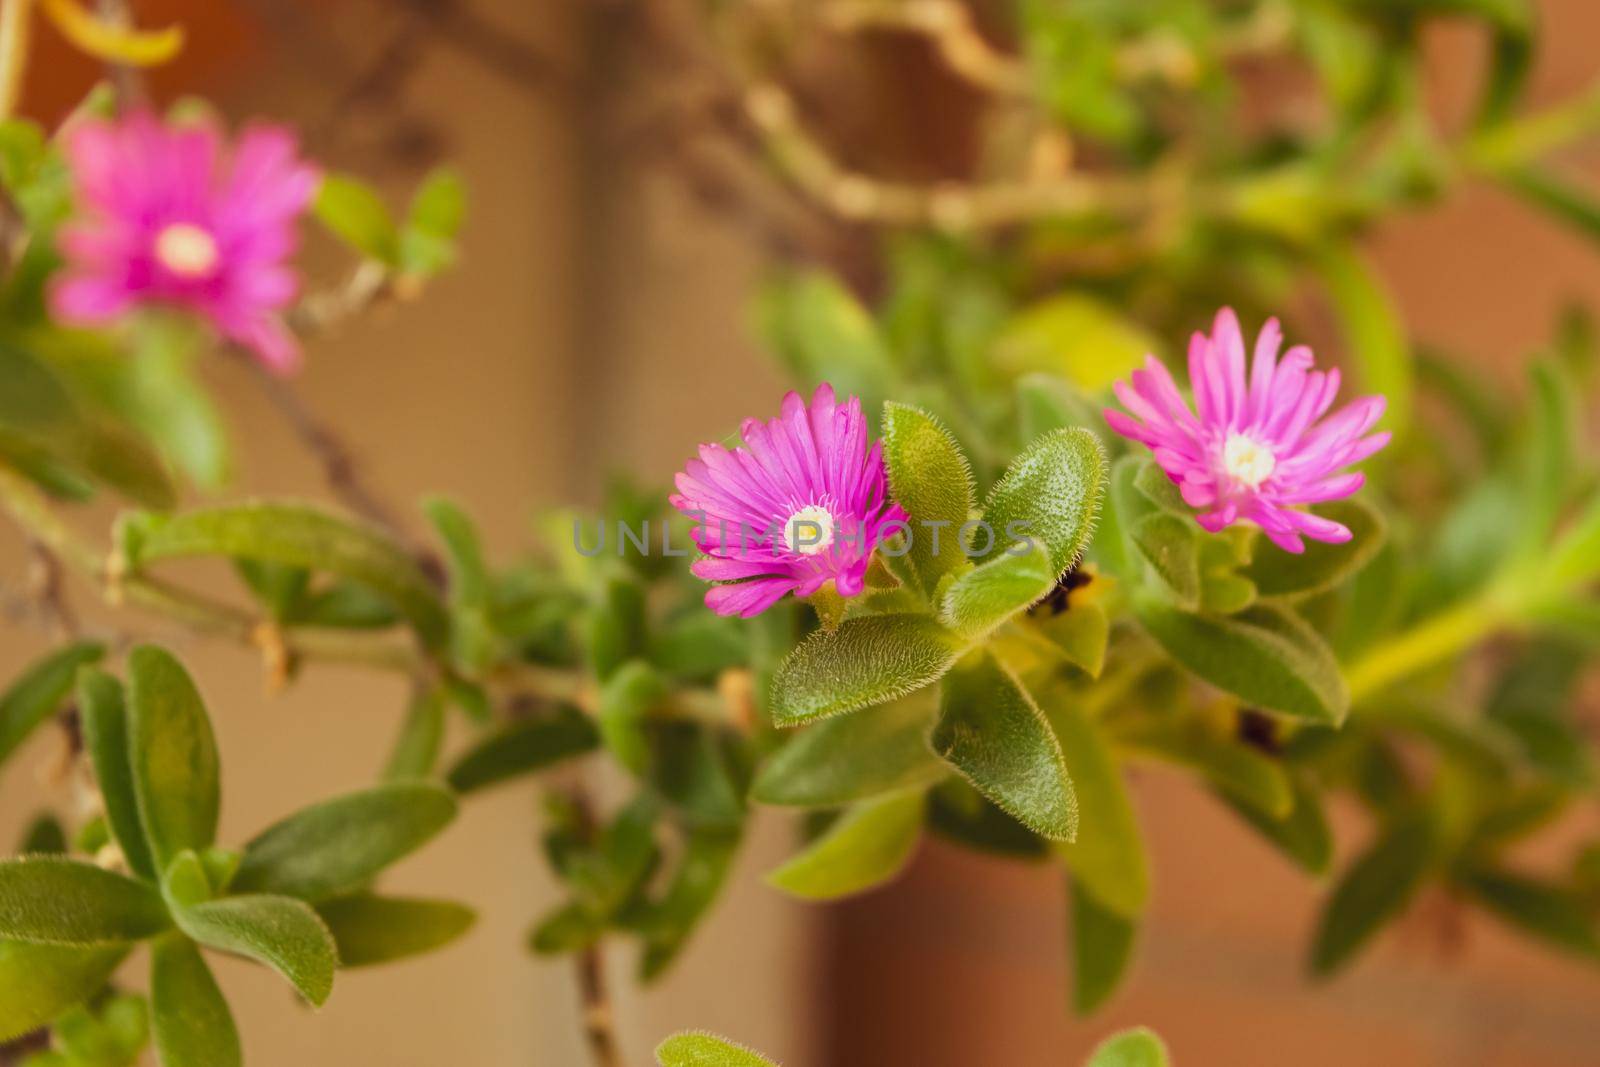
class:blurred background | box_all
[0,0,1598,1064]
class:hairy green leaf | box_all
[1132,514,1200,608]
[172,894,337,1005]
[1311,811,1436,977]
[383,688,446,782]
[1071,878,1136,1016]
[766,790,924,900]
[939,542,1057,638]
[882,402,974,595]
[1243,500,1385,599]
[0,858,169,944]
[315,894,474,968]
[149,935,240,1067]
[446,705,598,793]
[770,615,963,727]
[0,642,102,770]
[751,692,944,807]
[126,647,220,870]
[1134,596,1349,724]
[656,1031,779,1067]
[233,782,456,902]
[77,668,157,881]
[979,427,1106,577]
[1044,692,1147,917]
[119,503,448,648]
[1083,1026,1169,1067]
[0,940,127,1041]
[933,655,1077,842]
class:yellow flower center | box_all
[154,223,219,279]
[1222,433,1276,489]
[783,505,835,556]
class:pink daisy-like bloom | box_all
[1104,308,1390,554]
[52,112,321,374]
[671,383,909,618]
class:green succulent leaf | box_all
[1310,810,1437,977]
[117,503,449,648]
[939,542,1057,639]
[232,782,457,902]
[765,789,924,900]
[978,427,1106,578]
[1082,1026,1170,1067]
[1070,878,1137,1016]
[1043,691,1148,917]
[1222,772,1334,876]
[1131,513,1201,608]
[0,940,128,1041]
[0,641,103,771]
[400,167,466,276]
[383,688,446,782]
[445,705,599,793]
[598,660,666,776]
[881,401,974,596]
[769,615,963,727]
[314,174,398,264]
[633,828,740,983]
[316,894,475,968]
[149,935,240,1067]
[990,294,1159,393]
[126,647,220,871]
[655,1031,779,1067]
[77,668,157,881]
[1242,499,1386,599]
[754,270,894,413]
[1316,243,1411,442]
[0,858,169,944]
[932,654,1077,842]
[1134,596,1349,724]
[1124,719,1293,820]
[751,692,944,808]
[1457,867,1600,963]
[171,894,337,1006]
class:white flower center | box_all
[154,223,219,279]
[1222,433,1276,489]
[782,505,835,556]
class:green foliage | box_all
[0,857,169,943]
[1045,693,1148,917]
[881,402,974,595]
[1083,1027,1170,1067]
[765,790,924,900]
[171,894,337,1006]
[656,1031,779,1067]
[232,783,457,902]
[0,942,128,1041]
[1071,880,1137,1016]
[933,654,1077,842]
[313,175,398,264]
[77,668,156,880]
[445,706,598,793]
[769,615,962,726]
[990,294,1160,393]
[0,641,102,770]
[1242,500,1386,599]
[755,271,894,412]
[126,647,221,872]
[149,936,239,1067]
[751,693,944,807]
[316,894,475,968]
[1311,811,1437,976]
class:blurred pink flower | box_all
[1105,308,1389,553]
[671,383,909,618]
[52,112,321,374]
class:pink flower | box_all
[1104,308,1389,554]
[671,383,909,618]
[52,112,321,374]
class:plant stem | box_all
[0,0,32,119]
[575,941,624,1067]
[1343,595,1509,704]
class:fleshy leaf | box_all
[445,705,598,793]
[1243,499,1385,599]
[1071,878,1137,1016]
[0,641,103,770]
[1134,596,1349,724]
[126,647,220,870]
[171,895,337,1006]
[655,1031,780,1067]
[770,615,963,727]
[1310,810,1436,977]
[232,783,457,902]
[315,894,475,968]
[77,668,157,881]
[932,654,1077,842]
[149,935,240,1067]
[117,503,449,648]
[383,688,446,782]
[881,402,974,596]
[0,858,169,944]
[751,692,944,808]
[1083,1026,1170,1067]
[978,427,1106,577]
[0,940,128,1041]
[765,790,924,900]
[939,542,1057,639]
